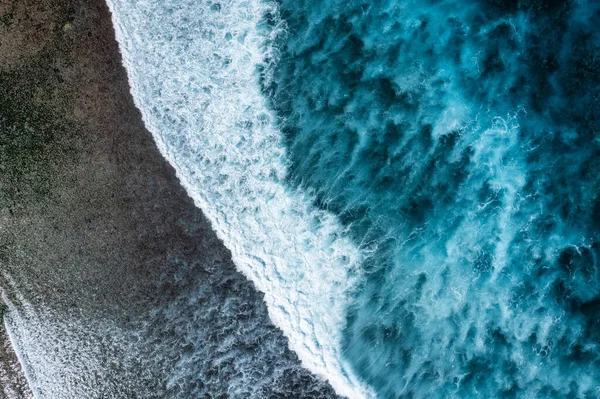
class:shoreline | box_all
[0,320,33,399]
[0,0,338,397]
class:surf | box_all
[105,0,600,397]
[105,0,372,397]
[267,0,600,397]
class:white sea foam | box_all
[105,0,372,397]
[0,282,39,399]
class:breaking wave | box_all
[106,0,371,397]
[107,0,600,397]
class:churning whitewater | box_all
[106,0,370,398]
[108,0,600,398]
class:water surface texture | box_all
[108,0,600,397]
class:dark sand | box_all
[0,0,337,397]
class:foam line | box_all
[104,0,372,397]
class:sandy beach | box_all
[0,0,337,397]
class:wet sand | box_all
[0,0,337,397]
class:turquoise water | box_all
[266,0,600,397]
[106,0,600,397]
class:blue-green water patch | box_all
[265,0,600,396]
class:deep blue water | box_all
[265,0,600,397]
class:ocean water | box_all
[107,0,600,398]
[106,0,369,397]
